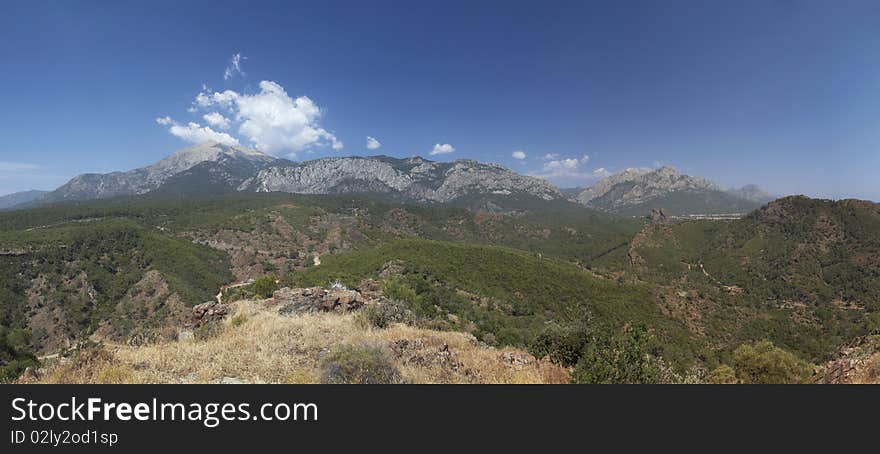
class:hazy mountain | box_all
[0,189,48,209]
[42,142,278,203]
[241,155,566,206]
[576,166,768,215]
[726,184,775,203]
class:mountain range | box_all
[6,141,772,215]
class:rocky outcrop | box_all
[190,301,231,327]
[576,166,768,215]
[43,142,277,202]
[242,156,564,203]
[273,287,366,315]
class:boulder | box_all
[275,287,366,315]
[190,301,229,327]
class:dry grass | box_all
[31,300,569,384]
[852,353,880,384]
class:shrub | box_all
[357,300,415,329]
[0,327,38,383]
[251,275,279,299]
[319,343,402,384]
[530,320,591,367]
[729,340,813,384]
[571,324,663,384]
[707,364,738,384]
[230,313,247,327]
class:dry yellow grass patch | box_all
[32,300,568,384]
[851,353,880,384]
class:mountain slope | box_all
[0,190,48,210]
[576,166,768,215]
[42,142,278,203]
[626,196,880,361]
[242,156,565,207]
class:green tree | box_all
[730,340,813,384]
[707,364,738,384]
[251,275,279,299]
[571,324,663,384]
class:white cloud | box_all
[203,112,231,129]
[155,116,240,146]
[544,158,579,171]
[190,80,342,157]
[592,167,612,178]
[530,153,600,185]
[429,143,455,156]
[223,53,246,80]
[0,161,39,171]
[366,136,382,150]
[511,150,526,160]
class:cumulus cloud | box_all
[155,116,240,146]
[188,80,342,157]
[366,136,382,150]
[429,143,455,156]
[530,153,597,185]
[593,167,612,178]
[224,53,246,80]
[203,112,231,129]
[511,150,526,160]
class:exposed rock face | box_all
[273,287,366,314]
[648,207,669,224]
[575,167,653,205]
[576,166,768,215]
[190,301,231,327]
[242,156,564,203]
[44,141,277,202]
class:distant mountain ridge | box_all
[31,142,565,210]
[575,166,773,215]
[42,142,278,203]
[0,190,49,210]
[243,155,564,204]
[23,142,774,215]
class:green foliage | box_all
[357,300,416,329]
[707,365,738,384]
[250,275,279,299]
[530,311,593,367]
[571,324,664,384]
[0,327,38,383]
[728,340,813,384]
[230,314,247,327]
[627,196,880,363]
[291,238,699,367]
[319,343,402,384]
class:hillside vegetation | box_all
[628,196,880,362]
[3,192,879,383]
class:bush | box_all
[0,327,38,383]
[707,364,738,384]
[571,324,663,384]
[251,275,279,299]
[530,319,591,367]
[729,340,813,384]
[230,314,247,327]
[319,343,402,384]
[357,300,415,329]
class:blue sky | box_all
[1,0,879,200]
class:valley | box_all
[1,143,878,384]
